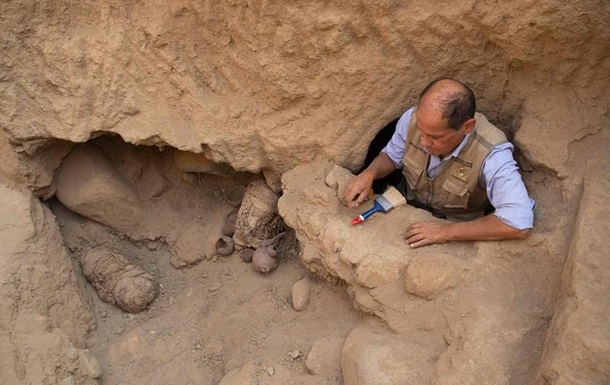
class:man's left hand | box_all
[405,221,450,248]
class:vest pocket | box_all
[441,179,470,210]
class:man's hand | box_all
[405,221,450,248]
[405,215,531,248]
[344,171,375,208]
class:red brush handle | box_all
[351,215,364,225]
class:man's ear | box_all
[462,118,476,134]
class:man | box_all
[345,78,534,248]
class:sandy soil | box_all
[46,137,362,385]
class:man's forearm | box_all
[361,152,397,181]
[445,214,531,242]
[405,214,531,248]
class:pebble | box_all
[209,282,223,292]
[291,278,312,311]
[254,359,263,366]
[99,310,108,318]
[288,350,302,360]
[211,255,218,263]
[79,349,102,379]
[266,367,275,376]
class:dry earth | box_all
[1,1,609,385]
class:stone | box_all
[341,326,444,385]
[403,254,468,300]
[305,336,344,376]
[534,164,610,384]
[0,179,93,384]
[355,249,410,289]
[0,130,26,186]
[170,225,213,268]
[79,349,102,379]
[325,164,355,206]
[291,277,313,311]
[262,168,283,194]
[56,144,144,233]
[208,282,223,292]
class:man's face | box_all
[416,105,469,158]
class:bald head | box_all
[418,78,476,130]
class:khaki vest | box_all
[402,109,507,220]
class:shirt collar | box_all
[432,132,472,161]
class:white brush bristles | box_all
[382,186,407,208]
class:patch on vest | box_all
[454,157,473,168]
[408,140,427,154]
[457,167,466,177]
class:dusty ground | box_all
[46,137,361,385]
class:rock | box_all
[266,366,275,376]
[356,249,410,289]
[135,163,172,200]
[234,180,283,248]
[81,248,157,313]
[305,336,344,376]
[262,168,283,194]
[0,130,26,187]
[60,376,75,385]
[79,349,102,379]
[56,144,144,233]
[291,278,313,311]
[0,179,93,384]
[209,282,223,292]
[288,350,302,360]
[170,225,213,268]
[341,326,444,385]
[403,254,468,300]
[534,165,610,384]
[325,164,355,206]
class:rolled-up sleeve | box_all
[381,108,414,169]
[481,143,535,230]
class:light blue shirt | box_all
[382,108,535,230]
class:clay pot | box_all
[238,248,255,263]
[221,223,236,237]
[233,180,283,248]
[215,236,235,256]
[252,245,279,274]
[225,209,238,225]
[226,185,246,207]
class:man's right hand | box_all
[344,170,375,208]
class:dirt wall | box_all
[1,1,608,195]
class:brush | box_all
[351,186,407,225]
